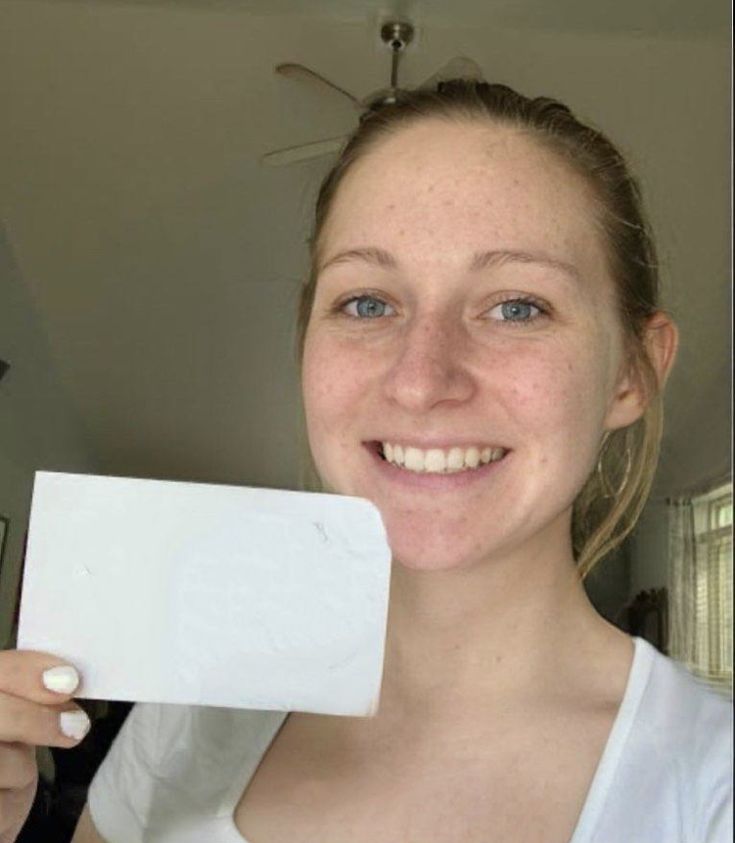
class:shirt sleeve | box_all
[703,781,733,843]
[700,742,733,843]
[87,703,179,842]
[695,694,733,843]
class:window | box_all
[668,482,733,695]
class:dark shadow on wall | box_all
[583,541,631,627]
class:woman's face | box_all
[302,119,644,571]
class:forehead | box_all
[319,119,608,282]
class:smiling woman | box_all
[3,79,729,843]
[73,79,728,843]
[298,83,671,582]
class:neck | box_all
[378,532,624,720]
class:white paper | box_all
[17,471,391,716]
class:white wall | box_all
[0,223,97,647]
[0,2,728,492]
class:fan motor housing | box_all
[380,20,414,52]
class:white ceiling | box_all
[51,0,733,37]
[0,0,731,496]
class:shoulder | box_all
[88,703,288,842]
[98,702,289,787]
[636,641,732,760]
[631,640,732,840]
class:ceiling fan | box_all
[261,20,484,166]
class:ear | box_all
[645,310,679,387]
[604,311,679,431]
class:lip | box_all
[363,441,510,491]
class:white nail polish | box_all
[42,665,79,694]
[60,710,91,740]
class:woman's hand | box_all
[0,649,90,843]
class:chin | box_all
[383,520,490,573]
[392,553,474,573]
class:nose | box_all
[381,312,476,412]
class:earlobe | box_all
[604,311,679,431]
[604,365,648,430]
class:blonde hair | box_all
[296,80,668,579]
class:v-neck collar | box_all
[568,635,654,842]
[224,636,653,843]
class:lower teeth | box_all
[390,461,495,473]
[402,467,473,474]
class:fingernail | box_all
[43,665,80,694]
[59,710,91,740]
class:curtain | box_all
[667,484,733,695]
[668,499,697,668]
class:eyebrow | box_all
[319,245,581,284]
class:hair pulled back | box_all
[296,79,666,579]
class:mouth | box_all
[367,441,509,475]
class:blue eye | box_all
[489,299,543,323]
[343,295,394,319]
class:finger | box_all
[0,692,90,748]
[0,650,81,703]
[0,743,36,790]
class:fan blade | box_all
[261,135,347,167]
[417,56,485,90]
[275,64,361,109]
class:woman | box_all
[1,80,730,843]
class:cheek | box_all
[301,335,369,457]
[498,341,612,443]
[301,340,334,438]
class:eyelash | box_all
[334,293,550,325]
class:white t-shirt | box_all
[88,637,733,843]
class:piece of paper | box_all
[17,471,391,716]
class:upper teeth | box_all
[381,443,506,473]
